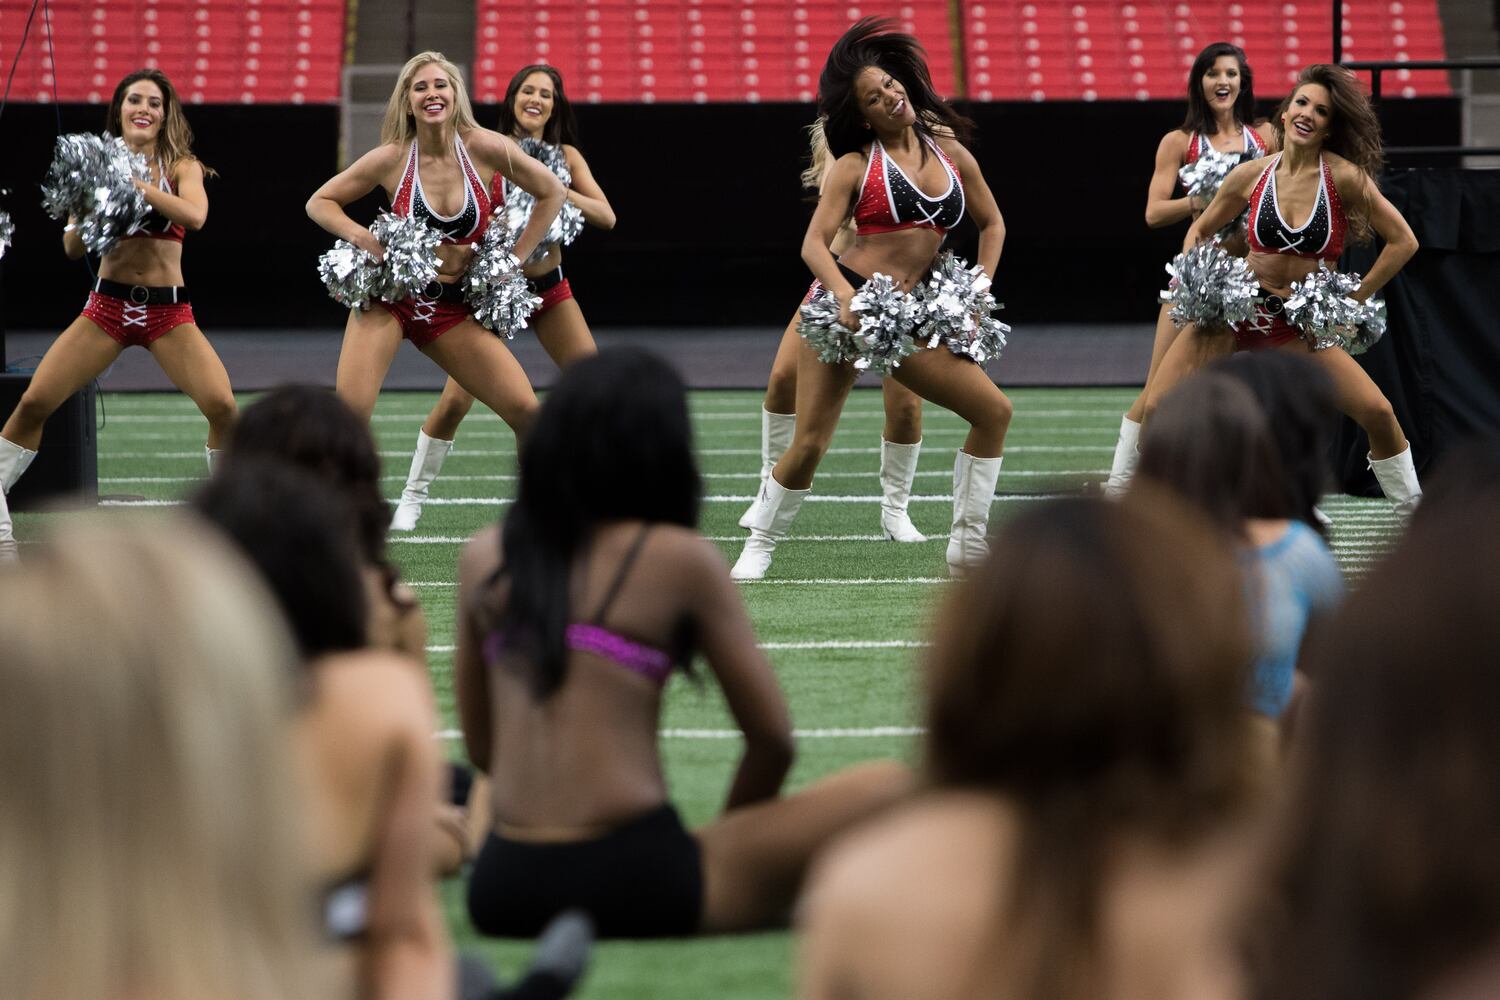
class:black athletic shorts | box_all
[467,803,704,939]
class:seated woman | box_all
[193,461,592,1000]
[1136,370,1344,724]
[1247,487,1500,1000]
[799,494,1261,1000]
[223,384,426,659]
[194,461,454,1000]
[0,517,328,1000]
[456,347,910,938]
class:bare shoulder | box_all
[808,792,1015,914]
[646,523,728,575]
[1323,151,1370,199]
[1159,128,1191,156]
[459,523,503,588]
[314,649,435,736]
[168,156,205,184]
[562,143,584,164]
[935,135,976,167]
[1223,155,1268,191]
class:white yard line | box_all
[436,726,922,740]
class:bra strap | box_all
[591,524,653,625]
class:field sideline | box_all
[15,386,1403,999]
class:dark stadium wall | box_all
[0,98,1459,329]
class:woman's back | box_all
[803,791,1250,1000]
[460,519,767,834]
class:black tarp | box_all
[1336,167,1500,493]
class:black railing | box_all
[1331,0,1500,157]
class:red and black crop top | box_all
[1184,125,1268,166]
[853,136,966,236]
[122,158,185,243]
[391,133,492,246]
[1245,154,1347,260]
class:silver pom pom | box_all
[1284,262,1385,354]
[1160,240,1259,329]
[40,133,152,258]
[505,138,586,265]
[368,211,443,302]
[316,240,382,310]
[0,210,13,261]
[849,273,924,375]
[316,211,442,310]
[464,215,541,338]
[914,252,1009,366]
[796,275,922,374]
[797,287,860,365]
[1178,147,1239,202]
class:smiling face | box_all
[120,79,165,145]
[408,63,454,126]
[1282,83,1332,148]
[512,71,555,136]
[1201,55,1241,115]
[853,65,917,133]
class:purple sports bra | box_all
[484,526,679,687]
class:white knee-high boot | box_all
[1104,416,1141,499]
[1369,446,1422,521]
[879,438,927,542]
[945,451,1003,577]
[0,436,39,561]
[391,430,455,531]
[205,445,222,475]
[730,474,810,580]
[739,408,796,529]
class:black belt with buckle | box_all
[419,279,467,303]
[94,277,190,306]
[1255,287,1286,316]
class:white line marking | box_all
[435,726,922,740]
[99,470,1109,486]
[407,577,949,588]
[395,533,949,545]
[423,639,931,654]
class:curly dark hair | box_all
[816,17,972,161]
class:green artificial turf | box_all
[15,386,1404,999]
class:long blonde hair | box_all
[801,116,833,191]
[381,51,481,146]
[0,517,326,1000]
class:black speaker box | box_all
[0,373,99,510]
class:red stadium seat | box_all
[0,0,346,103]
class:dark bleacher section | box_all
[0,0,345,104]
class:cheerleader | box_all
[390,64,615,531]
[1104,42,1273,497]
[0,70,236,560]
[739,117,927,544]
[1175,64,1421,515]
[306,53,565,433]
[731,18,1011,580]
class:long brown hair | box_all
[1247,488,1500,1000]
[925,493,1254,998]
[1136,371,1291,535]
[106,69,216,178]
[1274,64,1383,243]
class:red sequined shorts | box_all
[377,280,472,348]
[1233,292,1303,351]
[81,279,195,348]
[528,267,574,318]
